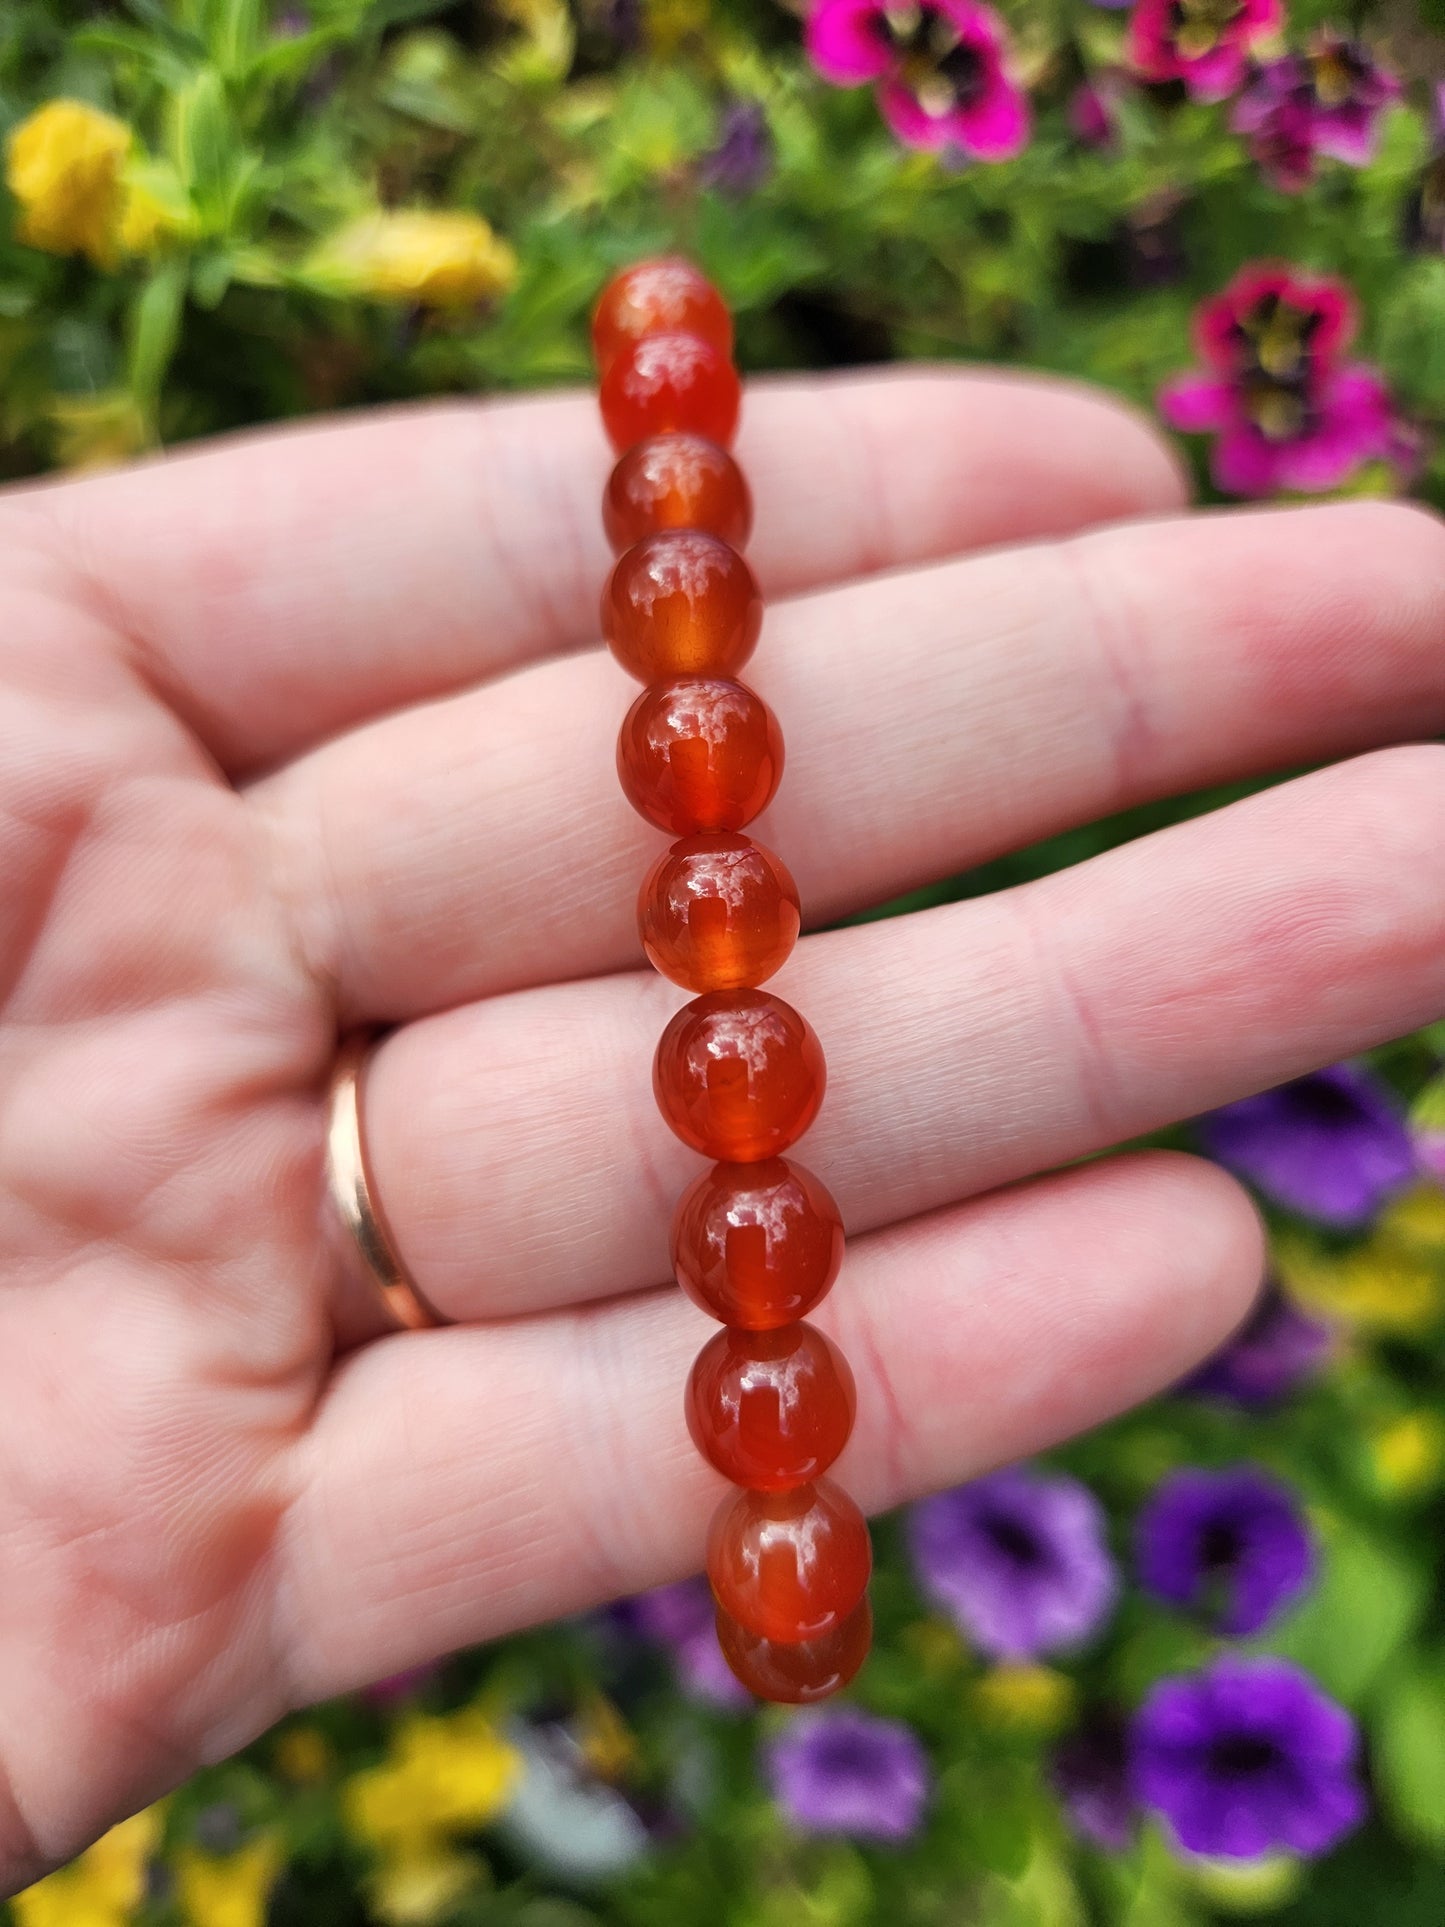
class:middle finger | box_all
[255,499,1445,1021]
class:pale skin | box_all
[2,369,1445,1893]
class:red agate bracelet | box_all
[592,258,872,1703]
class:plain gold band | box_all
[326,1033,447,1333]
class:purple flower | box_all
[1136,1466,1314,1636]
[806,0,1030,160]
[610,1578,752,1709]
[1160,265,1401,498]
[1133,1657,1366,1860]
[1127,0,1282,103]
[700,99,774,198]
[1051,1710,1138,1850]
[1180,1286,1332,1408]
[908,1467,1118,1660]
[1198,1061,1416,1226]
[767,1708,930,1842]
[1234,34,1401,193]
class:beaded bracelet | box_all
[592,258,872,1703]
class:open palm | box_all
[2,370,1443,1893]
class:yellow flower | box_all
[47,391,148,471]
[13,1806,162,1927]
[309,211,518,308]
[1379,1181,1445,1253]
[1274,1226,1442,1335]
[576,1693,637,1782]
[368,1846,484,1925]
[272,1723,334,1785]
[344,1709,522,1856]
[173,1835,282,1927]
[971,1664,1077,1736]
[1367,1411,1445,1497]
[6,100,132,267]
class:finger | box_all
[5,373,1181,774]
[276,1152,1262,1699]
[358,746,1445,1322]
[254,500,1445,1023]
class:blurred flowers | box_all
[700,99,774,198]
[6,100,133,267]
[307,211,518,307]
[1051,1710,1137,1851]
[609,1576,752,1708]
[172,1835,282,1927]
[908,1467,1118,1660]
[806,0,1030,160]
[1181,1285,1332,1407]
[1133,1657,1365,1859]
[1160,267,1404,496]
[767,1707,930,1841]
[1136,1465,1314,1635]
[12,1809,162,1927]
[1199,1062,1415,1222]
[1127,0,1282,102]
[1233,33,1401,193]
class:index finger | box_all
[1,371,1184,773]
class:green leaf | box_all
[1264,1527,1427,1706]
[1376,1663,1445,1854]
[126,258,188,430]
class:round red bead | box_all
[616,678,783,835]
[592,257,732,375]
[653,990,825,1161]
[707,1478,871,1645]
[599,332,741,452]
[687,1322,856,1490]
[715,1596,872,1703]
[639,832,800,992]
[671,1157,844,1328]
[603,434,752,553]
[602,530,761,683]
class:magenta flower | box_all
[1160,263,1398,496]
[1127,0,1282,103]
[806,0,1030,159]
[1133,1658,1365,1860]
[1069,72,1129,150]
[1234,33,1401,192]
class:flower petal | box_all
[805,0,894,84]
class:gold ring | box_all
[325,1033,447,1333]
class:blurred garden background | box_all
[7,0,1445,1922]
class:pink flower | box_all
[1234,33,1401,191]
[1160,263,1399,496]
[806,0,1030,159]
[1069,72,1129,150]
[1127,0,1282,103]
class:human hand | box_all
[2,371,1442,1891]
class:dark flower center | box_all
[1208,1733,1282,1777]
[983,1512,1046,1568]
[1168,0,1246,62]
[1198,1520,1243,1571]
[1309,41,1366,110]
[1229,293,1324,442]
[875,4,987,118]
[1287,1075,1363,1126]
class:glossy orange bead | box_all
[639,833,800,992]
[654,990,825,1161]
[707,1478,871,1645]
[603,434,752,552]
[602,530,761,683]
[617,678,783,835]
[716,1596,872,1704]
[592,257,733,375]
[687,1322,856,1490]
[671,1157,844,1328]
[599,332,741,452]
